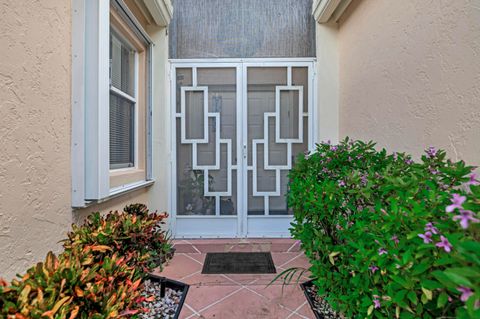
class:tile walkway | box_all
[153,239,315,319]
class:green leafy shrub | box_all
[0,248,142,319]
[289,138,480,318]
[0,203,171,318]
[63,204,172,273]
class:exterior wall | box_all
[338,0,480,164]
[316,21,339,144]
[74,188,151,224]
[0,0,164,280]
[0,0,72,280]
[147,25,171,217]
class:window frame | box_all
[109,27,138,171]
[71,0,154,207]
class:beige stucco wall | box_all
[316,21,340,144]
[338,0,480,164]
[0,0,164,280]
[147,25,171,217]
[0,0,72,279]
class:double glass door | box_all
[172,61,314,238]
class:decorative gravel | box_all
[305,285,344,319]
[139,279,184,319]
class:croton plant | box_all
[0,204,172,318]
[289,138,480,318]
[63,204,172,273]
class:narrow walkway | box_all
[154,239,315,319]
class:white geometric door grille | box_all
[246,66,309,216]
[179,87,234,197]
[172,61,313,238]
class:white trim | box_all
[170,58,317,64]
[75,180,155,209]
[168,64,177,234]
[236,64,243,236]
[311,61,318,148]
[71,0,86,207]
[179,86,209,144]
[241,63,248,237]
[113,0,154,44]
[110,86,137,103]
[109,29,139,171]
[331,0,353,22]
[72,0,154,206]
[133,51,139,170]
[140,0,173,27]
[275,86,304,143]
[312,0,352,23]
[84,0,110,200]
[109,179,154,196]
[176,216,237,219]
[248,215,294,219]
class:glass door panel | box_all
[173,62,312,238]
[246,66,309,217]
[176,67,238,217]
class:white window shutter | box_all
[84,0,110,200]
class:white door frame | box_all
[169,58,317,238]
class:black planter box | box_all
[300,279,322,319]
[147,274,190,319]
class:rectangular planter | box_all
[148,274,190,319]
[300,279,322,319]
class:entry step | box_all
[172,238,301,253]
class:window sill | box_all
[110,168,146,189]
[76,179,154,209]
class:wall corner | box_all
[315,21,340,144]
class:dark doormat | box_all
[202,252,276,274]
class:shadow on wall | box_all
[73,188,151,224]
[338,0,364,25]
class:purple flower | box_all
[452,210,480,229]
[429,168,439,175]
[457,286,474,302]
[373,297,381,309]
[418,231,433,244]
[338,180,346,187]
[425,222,439,234]
[331,145,338,151]
[436,236,453,253]
[378,248,388,255]
[361,174,368,186]
[405,158,414,165]
[446,193,466,213]
[390,235,399,245]
[426,146,437,158]
[466,173,479,186]
[369,265,379,274]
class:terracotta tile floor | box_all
[153,239,315,319]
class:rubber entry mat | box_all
[202,252,276,274]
